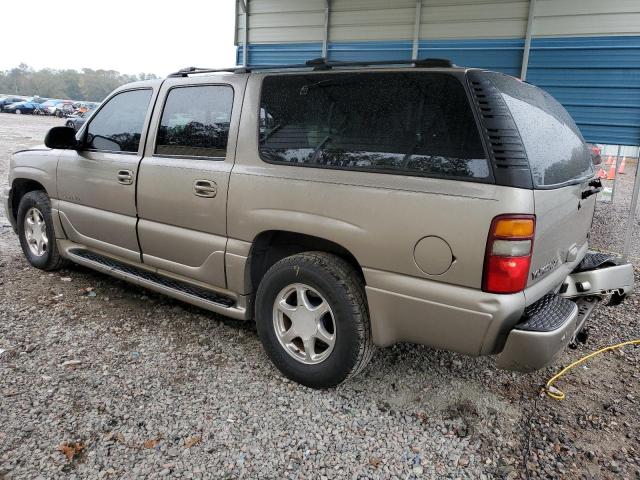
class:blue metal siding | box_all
[418,39,524,77]
[328,39,523,76]
[239,35,640,145]
[527,36,640,146]
[236,43,323,65]
[329,41,413,62]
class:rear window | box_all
[485,72,593,187]
[259,72,489,180]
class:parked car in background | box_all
[71,101,99,114]
[38,99,70,116]
[587,143,602,166]
[4,101,45,115]
[37,99,60,115]
[56,103,76,117]
[0,96,27,112]
[65,110,92,130]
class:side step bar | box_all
[66,248,248,320]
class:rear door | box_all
[136,75,246,288]
[56,87,156,262]
[484,73,596,286]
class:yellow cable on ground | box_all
[544,339,640,400]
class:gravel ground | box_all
[1,114,639,479]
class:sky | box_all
[0,0,238,76]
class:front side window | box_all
[259,72,489,180]
[155,85,233,158]
[86,89,152,153]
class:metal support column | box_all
[623,152,640,260]
[611,144,622,202]
[322,0,330,59]
[411,0,422,61]
[239,0,249,67]
[520,0,536,80]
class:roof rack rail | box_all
[167,57,454,77]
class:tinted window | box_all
[87,89,152,153]
[485,72,593,186]
[156,85,233,158]
[259,72,488,180]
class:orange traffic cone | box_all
[618,156,626,174]
[606,155,613,165]
[607,164,616,180]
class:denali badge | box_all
[531,259,559,280]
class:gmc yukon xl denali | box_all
[3,59,634,388]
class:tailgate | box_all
[529,180,596,287]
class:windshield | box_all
[484,72,593,187]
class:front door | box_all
[56,87,156,262]
[136,76,246,288]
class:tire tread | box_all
[259,251,374,385]
[17,190,67,271]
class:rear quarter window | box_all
[259,72,489,181]
[485,72,593,187]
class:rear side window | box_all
[485,72,593,186]
[259,72,489,180]
[156,85,233,158]
[87,89,152,153]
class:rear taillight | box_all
[482,215,536,294]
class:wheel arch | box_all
[247,230,365,294]
[9,178,48,225]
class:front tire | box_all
[17,190,66,270]
[15,109,21,114]
[255,252,373,388]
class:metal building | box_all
[235,0,640,146]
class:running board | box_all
[65,248,248,320]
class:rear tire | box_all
[17,190,67,271]
[255,252,373,388]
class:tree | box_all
[0,65,158,101]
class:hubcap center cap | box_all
[290,308,317,338]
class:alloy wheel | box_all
[272,283,336,364]
[23,207,48,256]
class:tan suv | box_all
[3,59,634,388]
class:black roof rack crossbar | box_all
[167,57,454,77]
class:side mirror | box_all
[44,126,79,149]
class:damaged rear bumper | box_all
[497,252,634,372]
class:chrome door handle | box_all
[117,170,134,185]
[193,179,217,198]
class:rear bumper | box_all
[364,251,633,370]
[560,259,634,298]
[496,294,578,371]
[362,244,588,356]
[498,253,634,371]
